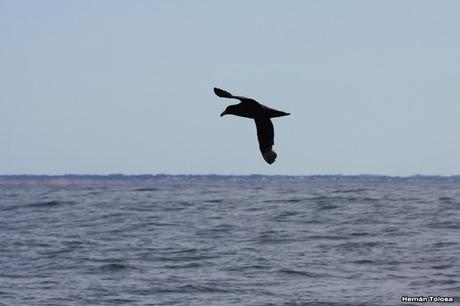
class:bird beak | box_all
[220,111,227,117]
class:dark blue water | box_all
[1,176,459,305]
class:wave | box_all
[133,187,158,192]
[26,200,76,208]
[98,263,134,272]
[278,268,324,278]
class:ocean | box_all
[1,175,459,306]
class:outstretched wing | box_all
[214,88,234,98]
[254,118,277,164]
[214,87,252,102]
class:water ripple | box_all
[1,179,459,305]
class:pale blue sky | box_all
[1,1,460,175]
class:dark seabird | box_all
[214,87,290,164]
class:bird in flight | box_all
[214,87,290,164]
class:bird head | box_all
[220,105,236,117]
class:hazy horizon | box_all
[2,1,460,176]
[2,173,460,178]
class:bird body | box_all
[214,87,290,164]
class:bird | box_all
[214,87,290,164]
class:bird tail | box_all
[262,149,277,164]
[214,88,233,98]
[269,110,290,118]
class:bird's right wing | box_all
[214,88,252,102]
[214,88,234,98]
[254,118,277,164]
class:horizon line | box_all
[1,173,460,178]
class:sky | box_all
[1,1,460,176]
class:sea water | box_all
[1,176,459,305]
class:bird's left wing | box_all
[254,118,277,164]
